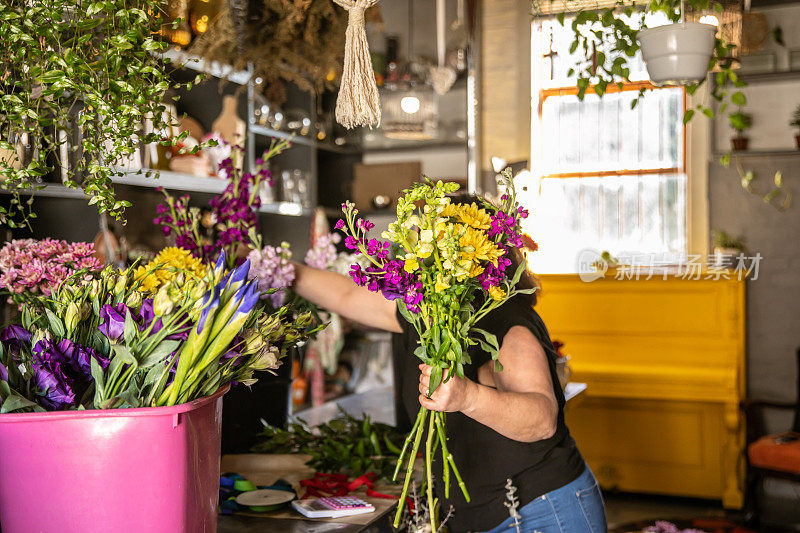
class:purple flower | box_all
[344,236,359,251]
[334,219,345,230]
[1,324,32,352]
[30,338,104,410]
[54,339,109,373]
[357,219,375,232]
[99,304,127,341]
[31,360,76,410]
[138,299,163,334]
[0,362,8,382]
[349,264,368,286]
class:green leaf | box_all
[139,340,180,368]
[683,109,695,124]
[44,309,65,338]
[123,310,137,344]
[111,345,136,366]
[702,108,714,119]
[1,394,45,413]
[731,91,747,106]
[428,364,443,396]
[91,357,105,400]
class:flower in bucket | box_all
[0,239,101,299]
[0,248,320,413]
[336,170,534,529]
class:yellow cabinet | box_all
[536,273,746,508]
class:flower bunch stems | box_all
[338,173,532,530]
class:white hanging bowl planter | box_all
[637,22,717,85]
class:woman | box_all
[292,232,606,533]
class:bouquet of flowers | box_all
[0,239,102,300]
[337,171,534,528]
[0,247,317,412]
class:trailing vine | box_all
[0,0,198,228]
[533,0,792,210]
[534,0,743,127]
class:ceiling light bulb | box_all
[400,96,421,114]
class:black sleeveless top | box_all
[391,297,586,532]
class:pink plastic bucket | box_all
[0,386,228,533]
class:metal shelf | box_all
[0,184,87,200]
[736,70,800,84]
[249,125,315,147]
[113,170,229,194]
[115,170,310,216]
[162,48,251,85]
[258,202,312,217]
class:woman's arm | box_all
[292,262,402,333]
[418,325,558,443]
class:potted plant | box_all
[0,1,194,227]
[711,230,745,268]
[790,104,800,150]
[638,21,718,85]
[730,111,753,151]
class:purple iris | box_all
[197,286,221,334]
[0,362,8,382]
[99,303,128,341]
[233,280,260,317]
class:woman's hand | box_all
[418,363,477,413]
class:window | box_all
[521,18,687,273]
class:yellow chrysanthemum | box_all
[457,225,504,266]
[488,286,506,301]
[440,202,492,230]
[134,247,206,294]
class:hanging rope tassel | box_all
[333,0,381,129]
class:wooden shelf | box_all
[162,48,251,85]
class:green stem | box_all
[393,407,426,482]
[425,412,436,533]
[393,407,428,528]
[435,412,451,499]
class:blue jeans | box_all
[482,466,607,533]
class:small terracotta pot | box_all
[732,136,749,151]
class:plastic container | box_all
[0,386,228,533]
[638,22,717,85]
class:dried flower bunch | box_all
[188,0,348,103]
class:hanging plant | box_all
[188,0,348,104]
[0,0,197,228]
[533,0,745,130]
